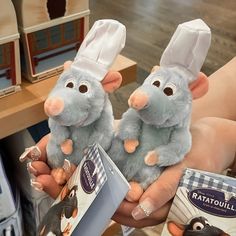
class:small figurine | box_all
[38,185,78,236]
[167,216,230,236]
[108,19,211,201]
[19,19,126,186]
[43,19,125,185]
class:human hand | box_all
[19,134,73,198]
[113,117,236,227]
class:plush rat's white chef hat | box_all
[72,19,126,81]
[160,19,211,82]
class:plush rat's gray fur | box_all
[108,67,193,190]
[46,68,114,168]
[109,19,211,191]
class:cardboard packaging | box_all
[39,143,130,236]
[0,0,21,97]
[12,0,90,82]
[161,168,236,236]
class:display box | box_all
[38,143,130,236]
[12,0,90,83]
[161,168,236,236]
[0,0,21,98]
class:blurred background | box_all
[89,0,236,120]
[90,0,236,76]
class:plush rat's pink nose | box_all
[128,90,149,110]
[44,97,64,116]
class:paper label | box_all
[38,144,107,236]
[161,168,236,236]
[121,225,135,236]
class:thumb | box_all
[131,162,185,221]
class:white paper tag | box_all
[39,144,107,236]
[121,225,135,236]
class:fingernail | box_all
[63,159,71,173]
[27,162,38,176]
[19,148,32,162]
[30,179,43,192]
[132,198,155,220]
[30,146,41,161]
[19,146,41,162]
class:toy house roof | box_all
[0,0,19,42]
[12,0,89,31]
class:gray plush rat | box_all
[108,19,211,201]
[44,19,126,184]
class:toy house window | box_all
[50,25,61,46]
[0,44,11,68]
[0,42,16,89]
[64,21,76,41]
[27,18,84,75]
[34,31,48,51]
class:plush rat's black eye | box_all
[78,81,90,94]
[163,87,173,96]
[163,83,177,96]
[152,80,161,87]
[65,81,75,88]
[79,84,88,93]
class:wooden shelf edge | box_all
[0,55,137,139]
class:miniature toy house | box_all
[0,0,21,97]
[12,0,90,82]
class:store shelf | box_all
[0,55,136,139]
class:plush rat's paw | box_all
[144,150,159,166]
[126,181,144,202]
[124,139,139,153]
[157,146,180,166]
[51,168,67,185]
[61,139,73,155]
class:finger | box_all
[113,202,170,228]
[33,134,50,162]
[28,161,51,176]
[131,163,185,220]
[33,174,63,199]
[112,213,159,228]
[19,146,41,162]
[19,134,50,162]
[115,200,138,217]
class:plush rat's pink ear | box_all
[167,221,185,236]
[151,65,160,73]
[189,72,209,99]
[63,61,72,70]
[101,71,122,93]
